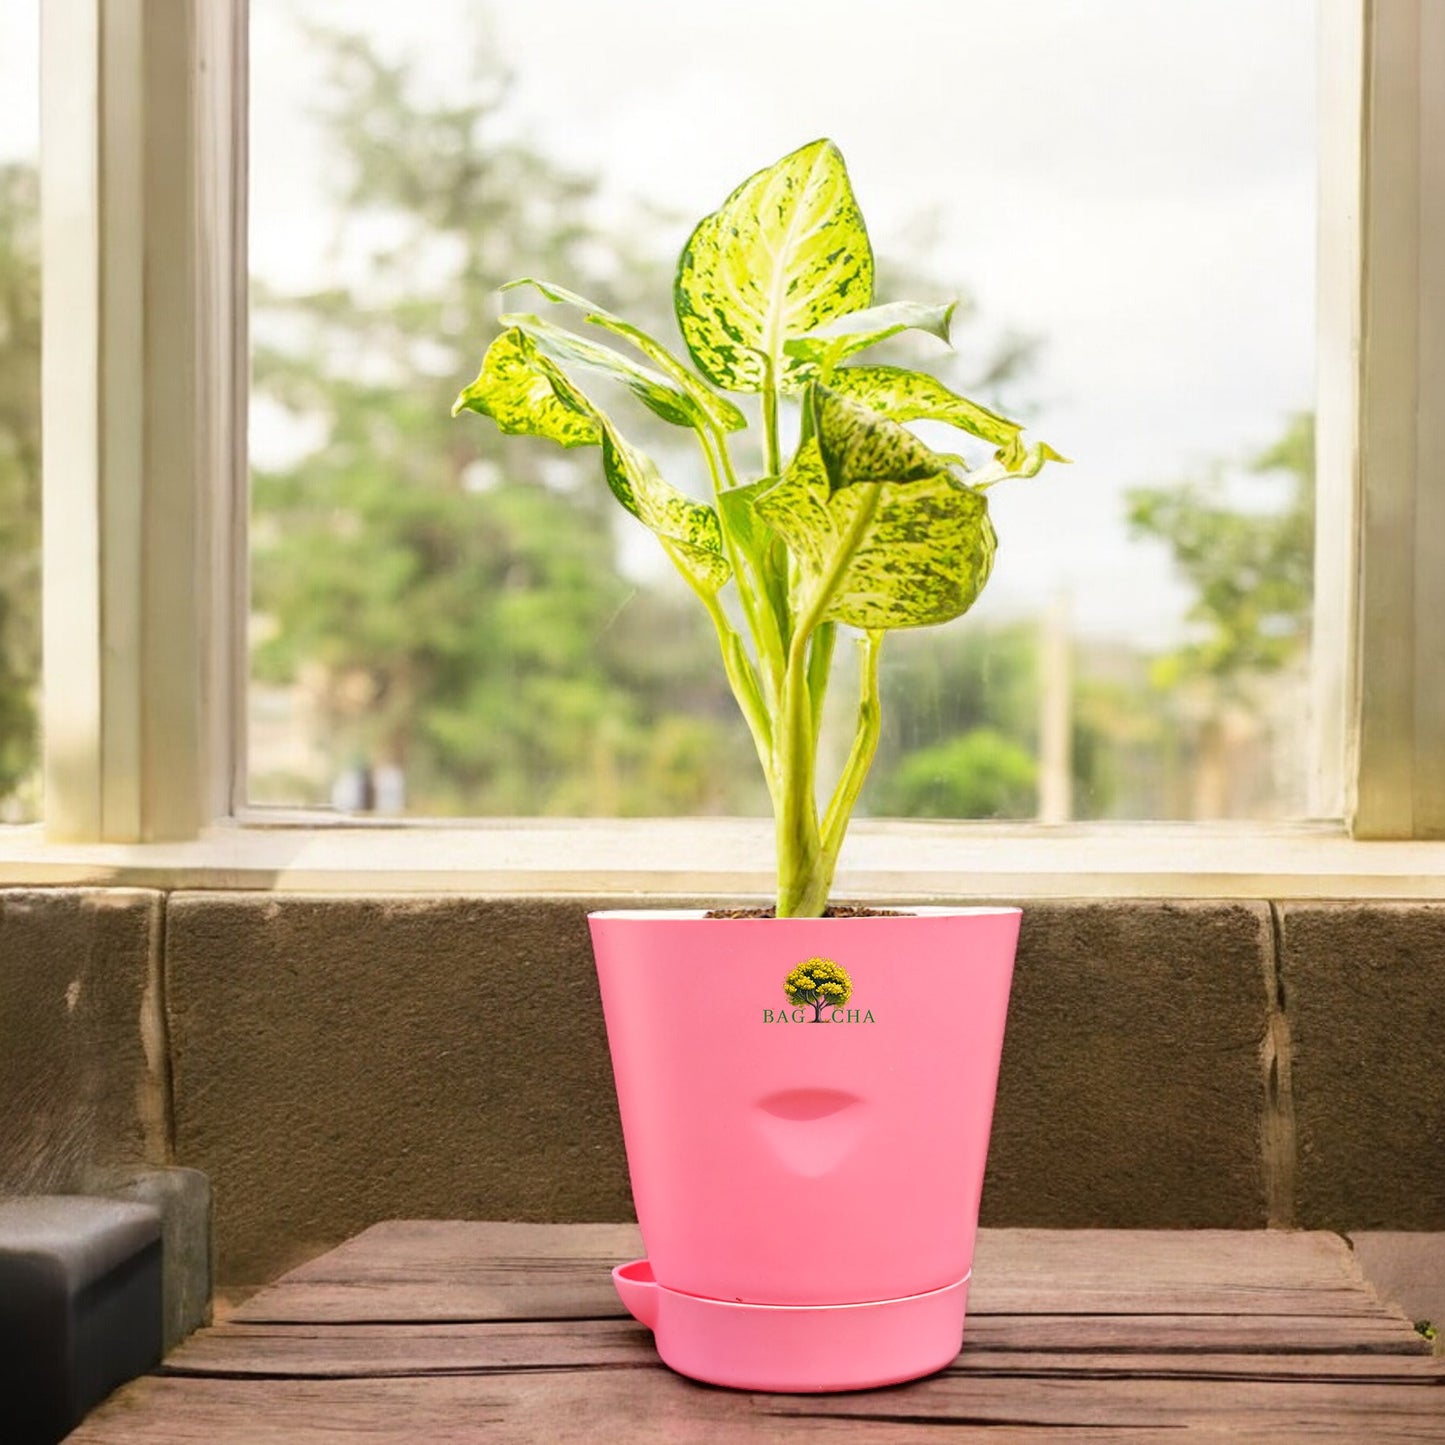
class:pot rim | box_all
[589,905,1021,921]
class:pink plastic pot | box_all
[589,906,1019,1392]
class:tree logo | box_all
[764,957,875,1025]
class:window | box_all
[26,0,1445,861]
[0,2,41,822]
[245,1,1318,823]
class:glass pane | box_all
[0,3,41,822]
[248,0,1317,821]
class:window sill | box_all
[0,818,1442,899]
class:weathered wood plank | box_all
[163,1317,1445,1379]
[163,1311,1433,1382]
[73,1226,1441,1443]
[231,1224,1410,1326]
[71,1366,1445,1444]
[230,1221,641,1324]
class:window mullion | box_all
[40,0,245,842]
[1309,0,1364,823]
[1352,0,1445,838]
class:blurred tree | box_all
[252,21,1056,819]
[1126,413,1314,816]
[1128,414,1313,684]
[0,162,40,815]
[250,24,760,814]
[874,728,1037,819]
[860,621,1117,820]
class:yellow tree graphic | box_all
[783,958,853,1023]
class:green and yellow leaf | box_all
[968,439,1071,487]
[499,311,705,430]
[826,364,1023,452]
[454,328,728,595]
[674,139,873,393]
[784,300,955,376]
[600,424,730,595]
[451,328,600,447]
[717,477,790,653]
[757,437,995,631]
[503,278,747,432]
[809,383,945,492]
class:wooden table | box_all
[72,1224,1443,1442]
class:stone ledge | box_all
[0,889,166,1195]
[982,900,1273,1228]
[165,894,634,1286]
[1279,903,1445,1230]
[165,894,1277,1285]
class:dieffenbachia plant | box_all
[454,140,1064,916]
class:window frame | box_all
[41,0,245,842]
[27,0,1445,885]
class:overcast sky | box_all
[3,1,1318,647]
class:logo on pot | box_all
[762,957,876,1024]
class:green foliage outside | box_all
[1126,415,1314,816]
[0,22,1317,834]
[860,619,1129,820]
[875,728,1037,819]
[250,30,763,816]
[0,162,39,818]
[783,957,853,1021]
[1128,414,1313,691]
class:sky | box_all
[252,0,1318,647]
[0,6,39,162]
[2,0,1318,648]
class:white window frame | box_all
[41,0,244,843]
[21,0,1445,895]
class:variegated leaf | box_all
[499,312,703,430]
[503,278,747,433]
[826,475,996,629]
[810,383,947,492]
[717,477,774,567]
[827,365,1023,452]
[451,328,601,447]
[757,438,996,631]
[454,328,729,595]
[753,440,835,574]
[717,477,790,642]
[1003,437,1069,476]
[674,140,873,393]
[784,300,956,375]
[967,438,1071,488]
[600,424,730,595]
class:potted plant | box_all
[454,139,1064,1392]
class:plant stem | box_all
[699,595,772,766]
[775,638,826,917]
[773,490,881,916]
[762,361,782,478]
[705,419,742,491]
[806,621,836,747]
[820,630,884,877]
[699,425,778,709]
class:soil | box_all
[704,905,905,919]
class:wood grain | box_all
[73,1225,1445,1443]
[72,1367,1445,1444]
[230,1223,1407,1324]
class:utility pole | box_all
[1038,591,1073,823]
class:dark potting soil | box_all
[704,905,905,919]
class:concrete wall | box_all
[0,890,168,1193]
[3,889,1443,1287]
